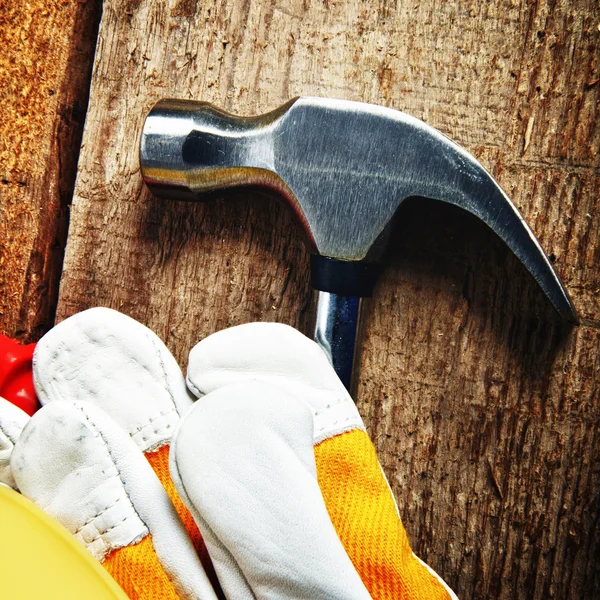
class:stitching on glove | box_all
[74,403,148,529]
[313,396,364,440]
[147,331,178,411]
[313,394,361,417]
[313,396,348,416]
[129,409,178,442]
[314,414,359,435]
[80,511,132,546]
[74,495,124,536]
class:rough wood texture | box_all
[59,1,599,598]
[0,0,102,341]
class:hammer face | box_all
[141,97,576,320]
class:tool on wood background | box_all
[140,97,577,392]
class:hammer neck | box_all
[313,291,367,396]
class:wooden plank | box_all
[59,0,599,598]
[0,0,102,341]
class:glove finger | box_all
[34,307,193,451]
[170,381,372,600]
[0,396,29,489]
[11,400,217,600]
[187,322,364,444]
[187,322,458,600]
[33,307,220,594]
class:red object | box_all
[0,335,39,415]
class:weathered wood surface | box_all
[0,0,102,342]
[58,1,599,598]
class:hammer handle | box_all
[314,292,365,393]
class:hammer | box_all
[140,97,576,392]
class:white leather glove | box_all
[9,308,372,600]
[183,322,457,600]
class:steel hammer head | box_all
[140,97,576,321]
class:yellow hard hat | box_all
[0,485,128,599]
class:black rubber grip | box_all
[310,255,381,297]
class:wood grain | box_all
[59,0,599,598]
[0,0,102,341]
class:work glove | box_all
[183,322,457,600]
[14,308,219,599]
[6,308,457,599]
[8,308,369,599]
